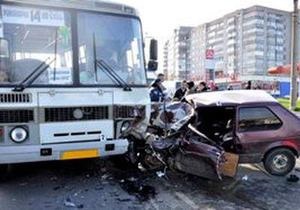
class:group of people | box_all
[172,80,210,101]
[149,74,263,103]
[149,74,216,102]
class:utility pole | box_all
[290,0,299,110]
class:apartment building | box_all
[163,26,193,80]
[166,5,292,81]
[190,24,207,80]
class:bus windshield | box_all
[0,5,73,85]
[78,12,146,86]
[0,4,146,86]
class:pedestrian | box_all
[197,81,208,93]
[186,81,197,95]
[227,85,233,90]
[157,73,166,91]
[149,79,164,102]
[245,80,252,90]
[208,80,216,91]
[173,80,188,101]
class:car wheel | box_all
[263,148,296,176]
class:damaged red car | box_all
[185,90,300,176]
[122,90,299,180]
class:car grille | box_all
[0,110,34,123]
[45,106,109,122]
[114,105,145,119]
[0,93,31,103]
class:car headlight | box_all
[120,121,131,133]
[10,127,28,143]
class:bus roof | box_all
[2,0,139,17]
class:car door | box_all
[234,106,283,163]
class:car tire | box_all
[263,148,296,176]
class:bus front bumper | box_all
[0,139,128,164]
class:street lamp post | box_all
[290,0,299,110]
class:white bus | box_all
[0,0,157,165]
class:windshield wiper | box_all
[12,57,56,92]
[92,33,131,91]
[96,59,132,91]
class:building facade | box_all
[163,26,192,81]
[240,6,291,77]
[163,40,169,79]
[190,24,207,80]
[165,6,292,81]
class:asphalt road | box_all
[1,159,300,210]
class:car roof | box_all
[185,90,278,106]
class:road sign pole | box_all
[290,0,299,110]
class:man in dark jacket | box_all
[245,81,252,90]
[149,79,164,102]
[173,80,187,101]
[197,81,208,92]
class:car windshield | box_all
[77,12,146,85]
[0,5,73,85]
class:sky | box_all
[115,0,294,67]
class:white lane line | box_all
[175,192,198,209]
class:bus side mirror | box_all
[149,39,158,60]
[0,39,9,58]
[148,39,158,71]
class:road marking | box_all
[175,192,198,209]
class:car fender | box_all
[263,139,299,158]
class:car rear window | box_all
[238,107,282,132]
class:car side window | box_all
[238,107,282,132]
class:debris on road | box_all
[156,171,165,178]
[287,174,299,183]
[50,176,58,182]
[53,186,61,191]
[242,175,249,181]
[116,198,132,202]
[64,198,76,208]
[19,182,28,186]
[101,173,111,180]
[63,197,84,208]
[119,178,156,202]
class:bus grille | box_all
[0,93,31,103]
[45,106,109,122]
[0,110,34,123]
[114,106,145,119]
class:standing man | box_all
[173,80,188,101]
[157,73,166,92]
[149,79,164,102]
[245,81,252,90]
[197,81,209,92]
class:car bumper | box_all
[0,139,128,164]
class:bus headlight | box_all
[10,127,28,143]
